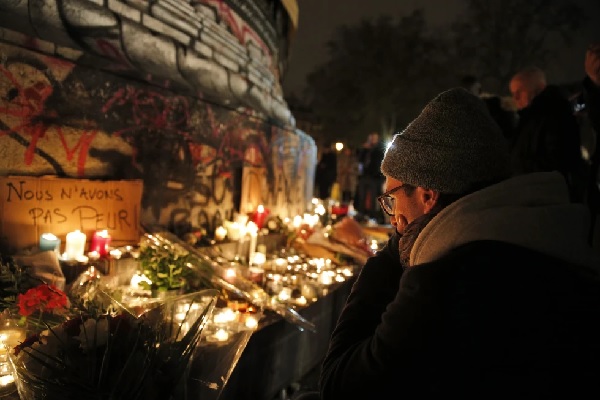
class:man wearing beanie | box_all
[316,88,600,399]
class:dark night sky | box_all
[282,0,600,98]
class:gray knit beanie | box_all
[380,88,510,193]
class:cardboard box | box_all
[0,176,143,253]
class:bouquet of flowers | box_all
[7,281,218,400]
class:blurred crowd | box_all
[314,42,600,245]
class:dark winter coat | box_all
[320,172,600,399]
[358,143,385,178]
[583,76,600,137]
[582,76,600,206]
[316,151,338,185]
[510,85,585,201]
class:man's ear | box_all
[420,188,440,214]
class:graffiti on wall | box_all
[0,42,316,238]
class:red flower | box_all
[17,284,68,317]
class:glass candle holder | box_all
[0,318,27,396]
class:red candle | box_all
[252,205,269,229]
[89,230,112,257]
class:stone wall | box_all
[0,0,315,240]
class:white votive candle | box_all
[214,226,227,241]
[214,328,229,342]
[65,230,86,260]
[244,315,259,329]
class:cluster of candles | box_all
[221,251,356,307]
[214,201,328,242]
[212,203,328,267]
[215,205,269,241]
[39,230,124,263]
[124,274,261,345]
[170,299,260,344]
[204,302,261,343]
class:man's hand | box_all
[585,42,600,87]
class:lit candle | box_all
[130,273,152,289]
[248,266,265,285]
[296,296,308,306]
[89,230,111,257]
[292,215,302,229]
[213,308,236,324]
[214,226,227,241]
[109,248,122,259]
[251,252,266,267]
[319,271,334,285]
[244,315,259,329]
[39,233,61,252]
[278,287,292,302]
[214,328,229,342]
[247,222,258,265]
[65,230,86,261]
[274,258,287,272]
[224,267,237,283]
[252,205,269,229]
[0,328,26,354]
[225,222,241,241]
[0,322,26,386]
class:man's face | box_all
[383,176,436,235]
[509,78,531,110]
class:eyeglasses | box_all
[377,184,405,216]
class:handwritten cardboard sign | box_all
[0,176,143,253]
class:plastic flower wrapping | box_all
[8,287,219,400]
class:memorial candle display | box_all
[89,230,112,257]
[39,233,61,252]
[65,230,86,260]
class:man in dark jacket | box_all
[583,42,600,244]
[509,66,586,202]
[315,142,337,200]
[319,88,600,399]
[354,132,386,223]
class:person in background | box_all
[318,88,600,399]
[336,145,359,204]
[582,42,600,245]
[460,74,482,96]
[315,142,337,200]
[509,66,586,202]
[460,75,518,141]
[584,42,600,131]
[353,132,386,223]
